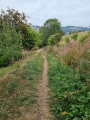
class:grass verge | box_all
[0,51,35,77]
[47,53,90,120]
[0,55,43,120]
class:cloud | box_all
[0,0,90,27]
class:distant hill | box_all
[31,25,40,32]
[31,25,90,34]
[61,26,90,34]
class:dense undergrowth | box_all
[47,54,90,120]
[0,55,43,120]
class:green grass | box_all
[47,53,90,120]
[0,51,35,77]
[0,62,20,77]
[0,55,43,120]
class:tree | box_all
[0,8,29,49]
[0,8,42,49]
[0,8,27,32]
[0,23,22,67]
[23,25,41,49]
[40,18,64,46]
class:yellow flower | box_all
[76,90,79,93]
[61,111,68,115]
[4,75,8,78]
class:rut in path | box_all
[37,55,50,120]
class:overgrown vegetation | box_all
[0,23,22,67]
[0,55,43,120]
[48,33,62,45]
[60,31,90,45]
[47,54,90,120]
[0,8,42,67]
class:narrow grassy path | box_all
[36,55,50,120]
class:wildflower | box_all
[4,75,8,78]
[70,96,73,98]
[20,80,24,84]
[8,97,11,100]
[13,94,16,97]
[76,90,79,93]
[65,91,68,94]
[61,111,68,115]
[63,97,68,100]
[54,98,58,101]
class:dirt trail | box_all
[36,55,50,120]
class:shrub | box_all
[0,23,22,67]
[39,18,64,46]
[78,60,90,82]
[23,25,42,49]
[77,50,90,82]
[48,33,62,45]
[65,37,70,43]
[71,33,78,40]
[79,36,86,43]
[61,50,79,68]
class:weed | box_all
[65,37,70,43]
[47,53,90,120]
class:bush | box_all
[23,25,41,49]
[61,50,79,68]
[65,37,70,43]
[0,23,22,67]
[48,33,62,45]
[71,33,78,40]
[79,36,86,43]
[77,50,90,82]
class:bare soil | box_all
[36,55,51,120]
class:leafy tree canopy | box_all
[0,8,41,50]
[40,18,64,46]
[0,8,27,32]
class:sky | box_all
[0,0,90,27]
